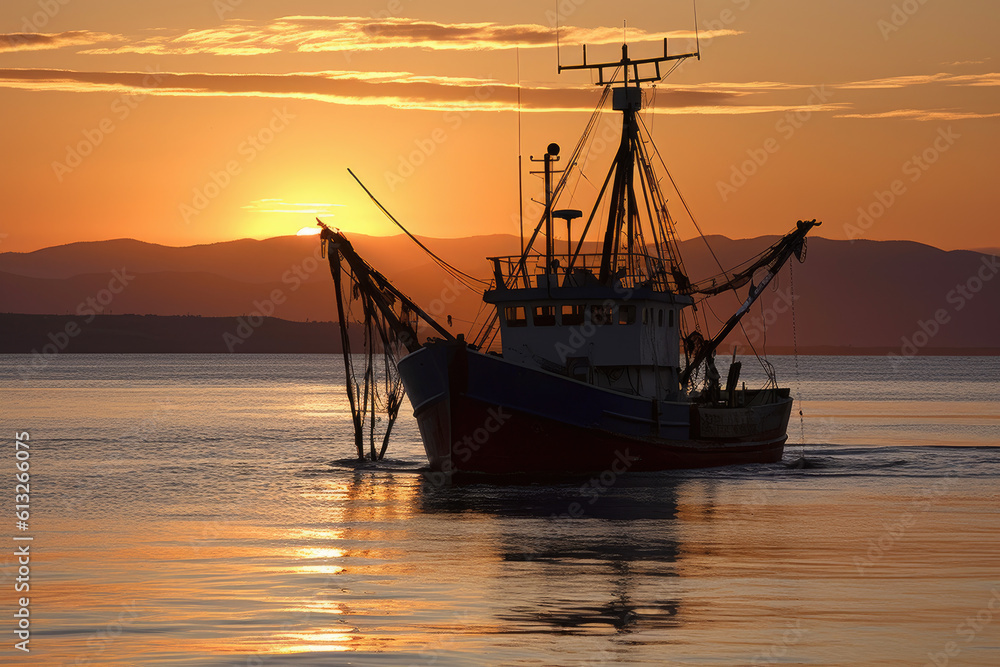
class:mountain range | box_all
[1,233,998,353]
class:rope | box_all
[640,115,731,288]
[347,169,490,292]
[638,115,776,382]
[790,261,806,453]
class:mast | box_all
[529,143,562,277]
[558,39,699,284]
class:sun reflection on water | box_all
[270,632,356,653]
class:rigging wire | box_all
[790,260,806,454]
[639,115,731,287]
[346,169,490,292]
[636,113,780,378]
[473,82,616,350]
[517,47,525,257]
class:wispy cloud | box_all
[242,199,343,215]
[14,65,994,121]
[0,31,120,53]
[836,108,1000,121]
[664,80,818,94]
[79,16,738,56]
[840,72,1000,89]
[0,67,754,114]
[944,59,990,67]
[833,71,1000,120]
[658,103,848,116]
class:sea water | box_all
[1,354,998,666]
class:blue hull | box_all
[397,341,792,475]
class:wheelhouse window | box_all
[533,305,556,327]
[504,306,527,327]
[588,304,613,326]
[618,305,636,325]
[658,309,664,327]
[669,309,675,327]
[561,304,585,326]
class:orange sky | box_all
[1,0,997,254]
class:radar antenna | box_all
[557,38,699,86]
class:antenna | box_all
[694,0,701,59]
[555,0,561,69]
[559,37,698,85]
[516,48,525,257]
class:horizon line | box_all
[3,232,998,257]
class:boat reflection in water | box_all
[231,464,695,662]
[418,473,684,640]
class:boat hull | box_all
[398,342,792,475]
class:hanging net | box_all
[328,249,408,462]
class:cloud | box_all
[833,71,999,120]
[944,59,990,67]
[79,16,739,56]
[17,64,1000,121]
[657,103,848,116]
[0,67,758,114]
[836,108,1000,121]
[0,31,120,53]
[242,199,343,214]
[840,72,1000,89]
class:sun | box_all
[296,226,322,236]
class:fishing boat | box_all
[318,36,820,476]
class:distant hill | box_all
[1,233,998,353]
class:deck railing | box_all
[488,252,681,292]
